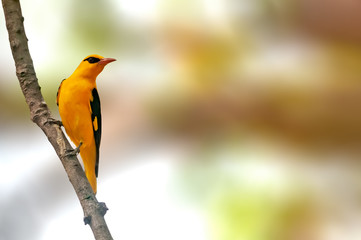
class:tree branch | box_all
[2,0,113,239]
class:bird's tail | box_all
[80,145,97,194]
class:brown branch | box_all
[1,0,113,239]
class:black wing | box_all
[90,88,101,177]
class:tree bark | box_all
[1,0,113,239]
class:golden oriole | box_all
[57,54,116,194]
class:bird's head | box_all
[73,54,116,78]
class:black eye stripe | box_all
[84,57,100,64]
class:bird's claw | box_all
[64,142,83,157]
[64,149,79,157]
[45,117,63,126]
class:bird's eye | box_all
[84,57,100,64]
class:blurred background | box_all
[2,0,361,239]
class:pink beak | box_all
[99,58,116,65]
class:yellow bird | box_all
[57,54,116,194]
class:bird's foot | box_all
[64,142,83,157]
[45,117,63,126]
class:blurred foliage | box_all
[65,0,121,52]
[176,144,325,240]
[209,189,319,240]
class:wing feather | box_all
[90,88,101,177]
